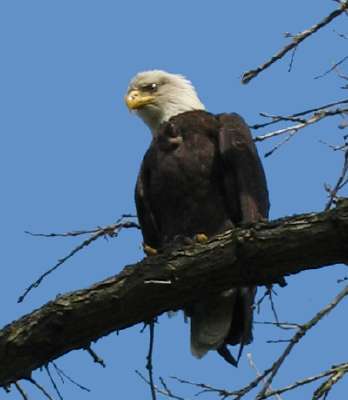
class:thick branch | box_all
[1,200,348,387]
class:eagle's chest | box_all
[151,132,218,185]
[144,130,230,241]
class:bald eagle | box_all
[125,70,269,365]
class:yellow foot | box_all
[143,243,158,256]
[195,233,208,243]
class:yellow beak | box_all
[125,89,155,110]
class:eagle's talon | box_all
[143,244,158,256]
[195,233,208,243]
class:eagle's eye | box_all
[142,83,158,92]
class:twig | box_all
[241,1,348,84]
[266,339,291,344]
[258,112,307,124]
[85,346,106,368]
[264,132,296,157]
[256,284,348,399]
[334,29,348,40]
[266,287,279,324]
[136,371,188,400]
[24,214,137,238]
[255,286,279,322]
[337,70,348,82]
[159,377,188,400]
[18,218,139,303]
[254,321,302,330]
[324,149,348,209]
[52,363,64,384]
[254,107,348,143]
[250,99,348,130]
[315,55,348,79]
[234,368,274,399]
[27,377,54,400]
[260,362,348,399]
[2,385,10,393]
[170,376,233,399]
[256,288,270,312]
[319,139,348,151]
[312,364,348,400]
[51,362,91,392]
[45,365,64,400]
[146,320,157,400]
[287,46,298,73]
[14,382,29,400]
[246,353,283,400]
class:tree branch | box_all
[250,98,348,130]
[241,1,348,84]
[254,107,348,143]
[1,200,348,387]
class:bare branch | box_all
[287,46,298,73]
[27,377,54,400]
[254,321,302,331]
[319,139,348,151]
[241,1,348,84]
[246,353,283,400]
[334,29,348,40]
[254,107,348,147]
[85,346,106,368]
[264,132,297,157]
[1,201,348,387]
[24,214,137,238]
[325,149,348,209]
[266,340,291,344]
[45,365,64,400]
[255,287,280,323]
[135,371,188,400]
[312,364,348,400]
[146,321,157,400]
[258,112,307,124]
[260,362,348,399]
[51,362,90,392]
[14,382,29,400]
[314,55,348,79]
[256,284,348,399]
[250,99,348,130]
[159,378,188,400]
[170,376,232,399]
[18,218,139,303]
[255,290,284,329]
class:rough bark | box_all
[1,199,348,387]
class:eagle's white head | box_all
[125,70,205,134]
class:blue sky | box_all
[1,1,347,399]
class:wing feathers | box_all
[218,113,270,222]
[135,160,161,248]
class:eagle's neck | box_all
[138,96,205,136]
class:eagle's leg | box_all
[194,233,208,243]
[143,243,158,256]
